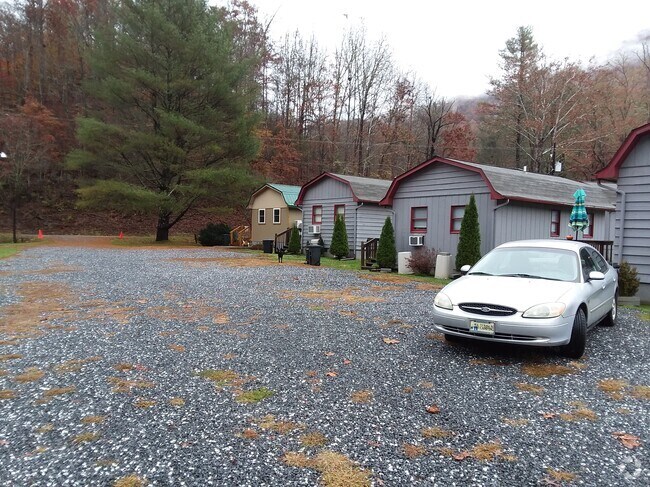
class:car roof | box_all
[496,239,589,252]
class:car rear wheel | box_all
[600,294,617,327]
[561,308,586,359]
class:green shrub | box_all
[455,194,481,270]
[618,261,640,297]
[329,215,349,259]
[287,223,301,254]
[198,223,231,246]
[376,217,397,269]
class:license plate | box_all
[470,320,495,335]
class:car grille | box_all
[458,303,517,316]
[440,325,538,341]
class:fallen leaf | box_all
[343,359,352,365]
[612,432,641,449]
[324,352,335,357]
[367,440,381,447]
[326,371,338,377]
[541,412,557,419]
[426,404,440,414]
[453,450,471,461]
[382,338,400,345]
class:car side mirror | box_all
[588,271,605,281]
[460,265,471,276]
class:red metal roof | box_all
[595,123,650,181]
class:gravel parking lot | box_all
[0,244,648,486]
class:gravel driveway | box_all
[0,244,648,486]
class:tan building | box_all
[247,183,302,246]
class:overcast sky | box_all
[243,0,650,99]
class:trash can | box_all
[306,245,321,266]
[397,251,413,274]
[434,252,453,279]
[262,239,273,254]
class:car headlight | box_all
[522,302,566,318]
[434,292,453,310]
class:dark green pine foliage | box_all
[66,0,260,241]
[329,215,349,259]
[455,194,481,270]
[287,222,301,254]
[376,217,397,269]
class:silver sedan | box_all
[432,240,618,358]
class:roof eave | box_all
[595,122,650,181]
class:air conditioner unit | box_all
[308,224,321,234]
[409,235,424,246]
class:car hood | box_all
[441,276,575,311]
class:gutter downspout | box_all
[599,181,625,265]
[492,199,511,249]
[354,202,364,258]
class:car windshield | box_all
[468,247,580,283]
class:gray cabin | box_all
[380,157,617,265]
[596,122,650,301]
[295,173,392,258]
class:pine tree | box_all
[287,223,301,254]
[329,215,349,259]
[376,217,397,269]
[455,194,481,270]
[66,0,260,241]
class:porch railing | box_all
[229,225,250,246]
[580,239,613,264]
[360,237,379,269]
[274,227,292,251]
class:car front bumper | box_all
[432,306,574,346]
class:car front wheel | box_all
[561,308,586,359]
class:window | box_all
[450,205,465,234]
[583,212,594,238]
[258,209,265,224]
[334,204,345,222]
[273,208,281,224]
[550,210,561,237]
[312,205,323,224]
[580,248,597,280]
[410,207,427,232]
[587,247,608,273]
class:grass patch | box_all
[0,353,23,361]
[515,382,544,395]
[632,385,650,400]
[14,367,45,383]
[0,389,17,400]
[72,432,101,444]
[0,340,20,346]
[421,426,454,438]
[546,468,577,483]
[281,450,371,487]
[301,432,328,447]
[113,363,135,371]
[469,358,510,366]
[43,386,75,397]
[169,397,185,407]
[36,424,54,433]
[235,387,274,403]
[196,369,239,386]
[403,443,427,459]
[560,406,598,422]
[107,377,154,393]
[134,399,156,408]
[350,390,373,404]
[257,415,303,434]
[521,363,575,378]
[502,418,530,427]
[81,415,107,424]
[54,356,102,373]
[598,379,629,400]
[168,344,186,352]
[113,475,147,487]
